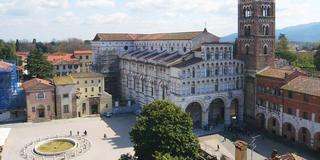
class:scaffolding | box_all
[0,61,25,112]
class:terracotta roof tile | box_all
[0,61,13,72]
[22,78,53,90]
[73,50,93,56]
[46,53,79,65]
[281,76,320,97]
[257,68,294,79]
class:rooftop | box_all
[73,50,93,56]
[281,76,320,97]
[22,78,53,90]
[53,76,76,86]
[171,56,203,68]
[257,68,295,79]
[0,61,13,72]
[46,53,79,65]
[93,29,218,41]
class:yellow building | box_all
[73,50,93,73]
[71,72,112,117]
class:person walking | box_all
[84,130,87,136]
[104,133,107,139]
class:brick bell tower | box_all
[236,0,276,120]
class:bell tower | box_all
[236,0,276,119]
[237,0,275,72]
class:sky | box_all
[0,0,320,42]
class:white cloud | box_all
[86,12,129,25]
[32,0,69,9]
[54,12,79,24]
[75,0,115,8]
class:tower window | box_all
[244,26,251,36]
[245,45,250,55]
[264,45,268,54]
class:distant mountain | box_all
[221,22,320,42]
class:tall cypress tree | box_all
[314,44,320,71]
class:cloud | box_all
[85,12,129,25]
[54,12,79,24]
[75,0,115,8]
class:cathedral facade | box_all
[91,0,276,128]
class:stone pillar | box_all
[225,105,231,126]
[296,109,300,117]
[202,109,209,128]
[239,104,244,122]
[312,113,315,122]
[265,115,269,130]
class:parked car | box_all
[102,112,113,118]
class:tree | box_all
[119,153,136,160]
[25,49,53,79]
[275,50,297,63]
[154,152,186,160]
[277,34,290,52]
[130,100,200,160]
[315,44,320,71]
[0,40,20,64]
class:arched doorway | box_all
[267,117,280,135]
[298,127,311,147]
[314,132,320,151]
[186,102,202,129]
[230,99,239,123]
[255,113,266,130]
[208,98,225,126]
[282,122,296,142]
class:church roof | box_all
[171,56,203,68]
[93,29,217,41]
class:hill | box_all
[221,22,320,42]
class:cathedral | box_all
[91,0,276,128]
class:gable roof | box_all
[281,76,320,97]
[53,76,76,86]
[0,61,13,72]
[46,53,79,65]
[93,30,216,41]
[22,78,53,90]
[257,68,295,79]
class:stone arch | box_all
[282,122,296,142]
[298,127,311,146]
[208,98,225,126]
[186,102,203,129]
[267,117,280,135]
[314,132,320,151]
[255,113,266,129]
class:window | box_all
[86,56,89,59]
[245,45,250,55]
[124,46,128,50]
[99,87,101,92]
[191,82,196,94]
[206,53,211,60]
[80,56,83,60]
[56,65,59,70]
[91,80,94,83]
[183,47,187,52]
[244,26,251,36]
[63,94,69,98]
[288,91,293,98]
[63,105,69,113]
[85,80,87,84]
[192,68,195,78]
[47,105,50,111]
[302,112,309,120]
[264,45,268,54]
[37,92,45,99]
[85,88,88,92]
[303,94,309,102]
[206,69,211,77]
[91,87,94,92]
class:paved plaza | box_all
[1,115,136,160]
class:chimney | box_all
[235,140,248,160]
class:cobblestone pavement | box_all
[1,115,136,160]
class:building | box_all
[73,50,93,72]
[92,29,244,128]
[22,78,55,122]
[53,76,77,119]
[71,72,112,117]
[0,61,25,122]
[255,68,320,151]
[47,53,80,76]
[92,29,219,98]
[236,0,276,120]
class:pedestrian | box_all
[84,130,87,136]
[217,145,220,151]
[77,131,80,136]
[104,133,107,139]
[70,130,72,136]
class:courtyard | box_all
[1,114,319,160]
[1,115,136,160]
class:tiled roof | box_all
[171,56,203,68]
[257,68,294,79]
[281,76,320,97]
[46,53,79,65]
[0,61,13,72]
[22,78,53,90]
[53,76,75,86]
[93,30,213,41]
[73,50,93,56]
[71,72,104,78]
